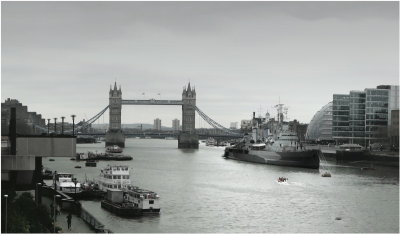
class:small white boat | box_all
[55,173,82,195]
[106,145,123,153]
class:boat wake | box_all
[276,181,289,185]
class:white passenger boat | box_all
[96,165,161,214]
[123,185,161,213]
[55,173,82,195]
[96,165,132,191]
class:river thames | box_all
[44,138,399,233]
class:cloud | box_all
[1,1,398,127]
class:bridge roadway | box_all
[122,99,183,105]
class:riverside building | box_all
[1,98,46,135]
[154,118,161,130]
[306,102,333,143]
[172,119,180,131]
[331,85,399,146]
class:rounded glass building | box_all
[306,102,333,142]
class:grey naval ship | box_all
[224,105,320,169]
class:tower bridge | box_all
[66,82,241,149]
[106,82,199,148]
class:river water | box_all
[43,138,399,233]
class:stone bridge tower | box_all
[105,82,125,147]
[178,83,199,149]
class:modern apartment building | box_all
[332,85,398,146]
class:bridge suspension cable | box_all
[74,105,109,131]
[195,106,242,137]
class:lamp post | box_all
[71,115,76,136]
[61,117,65,135]
[53,194,61,233]
[36,182,42,205]
[47,119,51,134]
[54,118,57,134]
[4,194,8,233]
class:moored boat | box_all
[98,165,161,216]
[106,145,123,153]
[42,167,54,180]
[123,185,160,213]
[77,152,132,161]
[55,172,82,196]
[101,189,142,217]
[224,105,320,169]
[85,160,97,167]
[96,165,132,191]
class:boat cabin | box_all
[55,173,82,194]
[124,186,160,211]
[98,165,131,191]
[251,143,266,150]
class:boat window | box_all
[149,200,154,204]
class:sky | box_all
[1,1,399,127]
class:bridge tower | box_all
[105,82,125,147]
[178,83,199,149]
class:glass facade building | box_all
[306,102,332,141]
[309,85,398,146]
[332,94,350,144]
[365,88,389,144]
[349,91,366,145]
[331,85,398,146]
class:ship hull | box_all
[101,200,160,217]
[224,148,320,169]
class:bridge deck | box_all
[122,99,183,105]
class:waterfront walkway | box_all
[56,209,93,233]
[41,196,93,233]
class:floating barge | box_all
[101,189,142,217]
[76,152,132,161]
[101,187,161,217]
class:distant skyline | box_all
[1,1,398,127]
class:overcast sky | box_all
[1,1,399,127]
